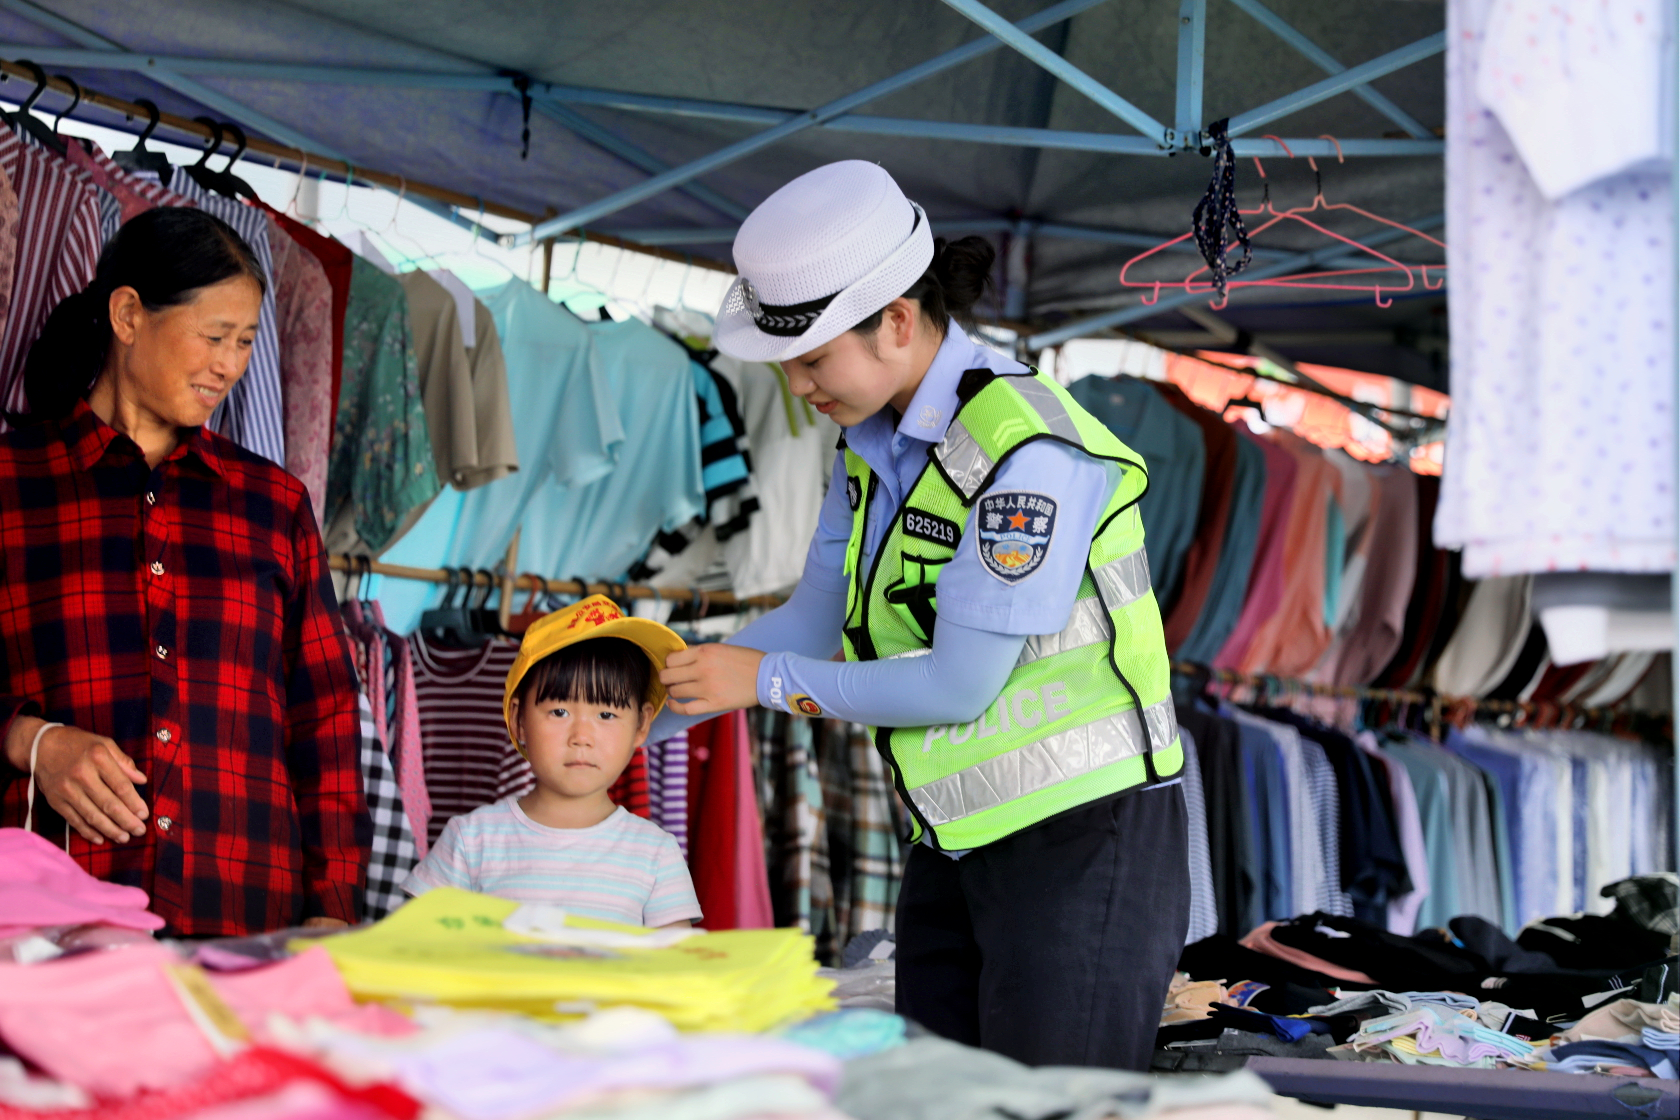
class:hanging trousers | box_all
[895,782,1190,1070]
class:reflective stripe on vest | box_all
[933,419,993,501]
[910,697,1180,827]
[1017,548,1150,667]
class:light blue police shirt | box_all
[798,321,1119,638]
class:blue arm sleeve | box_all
[646,574,848,742]
[756,617,1024,728]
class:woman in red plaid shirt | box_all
[0,208,369,936]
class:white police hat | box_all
[714,160,935,363]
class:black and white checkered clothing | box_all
[1178,727,1219,945]
[358,691,417,920]
[1602,873,1678,935]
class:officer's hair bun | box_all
[928,235,997,321]
[849,234,998,342]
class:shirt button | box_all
[150,561,165,576]
[155,645,168,660]
[155,728,171,743]
[145,491,157,506]
[157,816,172,833]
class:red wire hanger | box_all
[1119,135,1447,310]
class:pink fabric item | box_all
[0,828,164,931]
[730,714,774,930]
[267,217,335,522]
[1213,430,1300,669]
[0,1047,418,1120]
[375,601,430,857]
[1238,433,1337,676]
[1333,466,1420,686]
[1239,921,1378,985]
[0,944,408,1099]
[208,947,357,1036]
[0,943,220,1096]
[183,1080,386,1120]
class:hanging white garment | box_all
[1434,0,1675,578]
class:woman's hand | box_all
[4,717,148,844]
[660,644,766,717]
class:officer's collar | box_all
[892,319,982,443]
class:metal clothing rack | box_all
[0,57,737,276]
[327,553,786,626]
[1173,661,1672,743]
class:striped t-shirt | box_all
[403,798,702,928]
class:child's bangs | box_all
[521,637,651,711]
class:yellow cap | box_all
[502,595,686,752]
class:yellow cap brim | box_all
[502,598,687,753]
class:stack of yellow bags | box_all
[308,889,836,1032]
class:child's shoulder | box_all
[601,806,682,850]
[444,798,524,839]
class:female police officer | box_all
[655,161,1189,1070]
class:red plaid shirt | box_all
[0,400,369,934]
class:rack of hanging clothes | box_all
[329,554,907,955]
[1166,660,1673,955]
[0,55,834,640]
[329,553,801,930]
[0,56,528,562]
[368,283,838,635]
[1058,352,1663,719]
[326,556,790,616]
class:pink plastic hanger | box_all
[1119,135,1447,310]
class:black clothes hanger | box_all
[183,117,238,198]
[462,568,505,639]
[49,75,91,155]
[418,568,465,645]
[419,568,501,647]
[195,121,256,200]
[356,556,377,605]
[1,62,67,158]
[114,98,172,178]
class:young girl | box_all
[403,596,701,928]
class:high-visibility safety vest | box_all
[840,367,1183,850]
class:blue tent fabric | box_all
[0,0,1449,383]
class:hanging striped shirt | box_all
[408,635,533,846]
[0,128,102,417]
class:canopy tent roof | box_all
[0,0,1448,388]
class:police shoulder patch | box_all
[976,490,1057,584]
[789,694,823,717]
[902,508,960,549]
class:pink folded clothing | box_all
[1239,921,1378,985]
[212,948,358,1036]
[0,828,164,933]
[0,943,221,1097]
[0,944,409,1098]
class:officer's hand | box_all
[661,644,765,716]
[5,718,148,844]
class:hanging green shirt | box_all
[325,255,439,554]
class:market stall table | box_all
[1247,1055,1679,1120]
